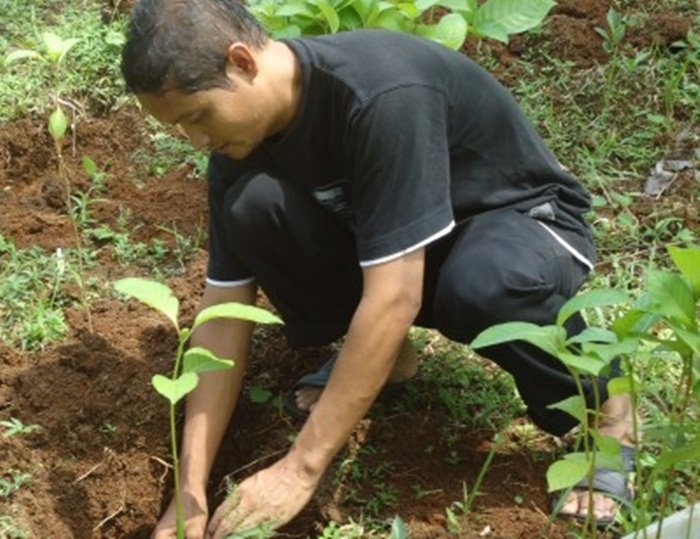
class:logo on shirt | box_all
[312,179,354,226]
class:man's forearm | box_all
[178,284,257,488]
[288,250,425,481]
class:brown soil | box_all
[1,1,695,537]
[0,108,579,537]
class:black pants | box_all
[223,171,614,436]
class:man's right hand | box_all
[151,489,208,539]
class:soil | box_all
[0,107,574,537]
[1,2,697,538]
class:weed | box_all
[0,514,28,539]
[133,121,208,179]
[0,236,70,350]
[0,472,31,498]
[0,418,42,438]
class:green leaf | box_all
[546,458,588,492]
[547,395,586,424]
[475,0,554,37]
[607,376,632,397]
[276,2,315,18]
[471,322,564,357]
[316,0,341,32]
[556,352,606,376]
[374,9,406,31]
[612,308,658,339]
[48,106,68,142]
[417,13,468,50]
[183,347,234,375]
[567,327,618,345]
[390,515,409,539]
[249,386,273,404]
[152,372,199,405]
[42,32,65,62]
[643,270,695,327]
[668,245,700,297]
[564,450,623,473]
[41,33,78,64]
[4,49,41,65]
[673,326,700,356]
[557,289,630,327]
[114,278,179,329]
[590,433,622,458]
[82,156,98,177]
[193,302,282,329]
[654,439,700,473]
[582,338,638,363]
[474,20,509,42]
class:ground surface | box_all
[0,0,697,537]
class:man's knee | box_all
[432,253,557,343]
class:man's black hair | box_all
[121,0,268,95]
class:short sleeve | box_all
[348,85,455,265]
[206,154,255,284]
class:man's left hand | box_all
[206,453,319,538]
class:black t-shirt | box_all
[207,30,590,283]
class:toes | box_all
[560,493,581,515]
[294,387,323,411]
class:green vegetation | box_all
[472,245,700,536]
[1,0,126,121]
[249,0,555,49]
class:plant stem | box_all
[55,139,93,333]
[172,333,187,539]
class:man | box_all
[121,0,636,536]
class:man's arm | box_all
[207,249,424,537]
[290,248,424,478]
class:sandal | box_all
[553,445,636,528]
[282,354,407,420]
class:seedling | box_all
[0,418,42,438]
[113,277,282,539]
[472,245,700,537]
[6,31,93,331]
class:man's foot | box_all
[292,337,417,416]
[557,394,639,525]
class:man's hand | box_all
[152,489,208,539]
[206,453,319,538]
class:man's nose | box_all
[180,124,210,149]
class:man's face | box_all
[137,82,268,160]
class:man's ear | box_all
[225,43,258,82]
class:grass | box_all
[0,0,127,121]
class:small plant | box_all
[0,418,42,438]
[0,472,31,499]
[472,245,699,536]
[6,31,93,332]
[113,277,282,539]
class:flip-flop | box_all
[553,444,636,528]
[282,354,407,421]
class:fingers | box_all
[207,489,245,539]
